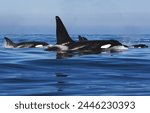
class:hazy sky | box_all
[0,0,150,34]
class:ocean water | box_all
[0,34,150,96]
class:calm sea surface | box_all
[0,34,150,96]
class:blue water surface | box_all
[0,34,150,96]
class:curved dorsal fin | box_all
[56,16,73,44]
[4,37,15,48]
[78,35,88,41]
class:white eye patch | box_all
[101,44,111,49]
[35,45,44,48]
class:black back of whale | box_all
[56,16,122,51]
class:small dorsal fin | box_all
[56,16,73,44]
[78,35,88,41]
[4,37,15,48]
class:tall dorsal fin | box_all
[56,16,73,44]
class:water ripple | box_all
[0,34,150,95]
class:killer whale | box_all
[77,36,148,48]
[4,37,49,48]
[131,44,148,48]
[45,16,128,52]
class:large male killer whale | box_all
[4,37,49,48]
[45,16,130,53]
